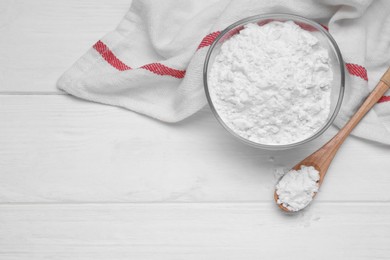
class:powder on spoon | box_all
[276,165,320,211]
[209,21,333,145]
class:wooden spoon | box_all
[274,68,390,212]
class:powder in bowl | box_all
[208,21,333,145]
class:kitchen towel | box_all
[57,0,390,145]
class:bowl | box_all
[203,14,345,150]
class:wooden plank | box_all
[1,95,390,202]
[0,0,131,93]
[0,203,389,259]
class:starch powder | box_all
[209,21,333,144]
[276,165,320,211]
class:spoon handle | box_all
[296,68,390,177]
[327,68,390,149]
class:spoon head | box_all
[274,163,322,212]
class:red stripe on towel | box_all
[378,96,390,103]
[93,41,131,71]
[93,41,185,78]
[141,63,186,79]
[345,63,368,81]
[197,31,221,50]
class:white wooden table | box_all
[1,1,390,259]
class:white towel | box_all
[57,0,390,145]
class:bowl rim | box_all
[203,13,345,150]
